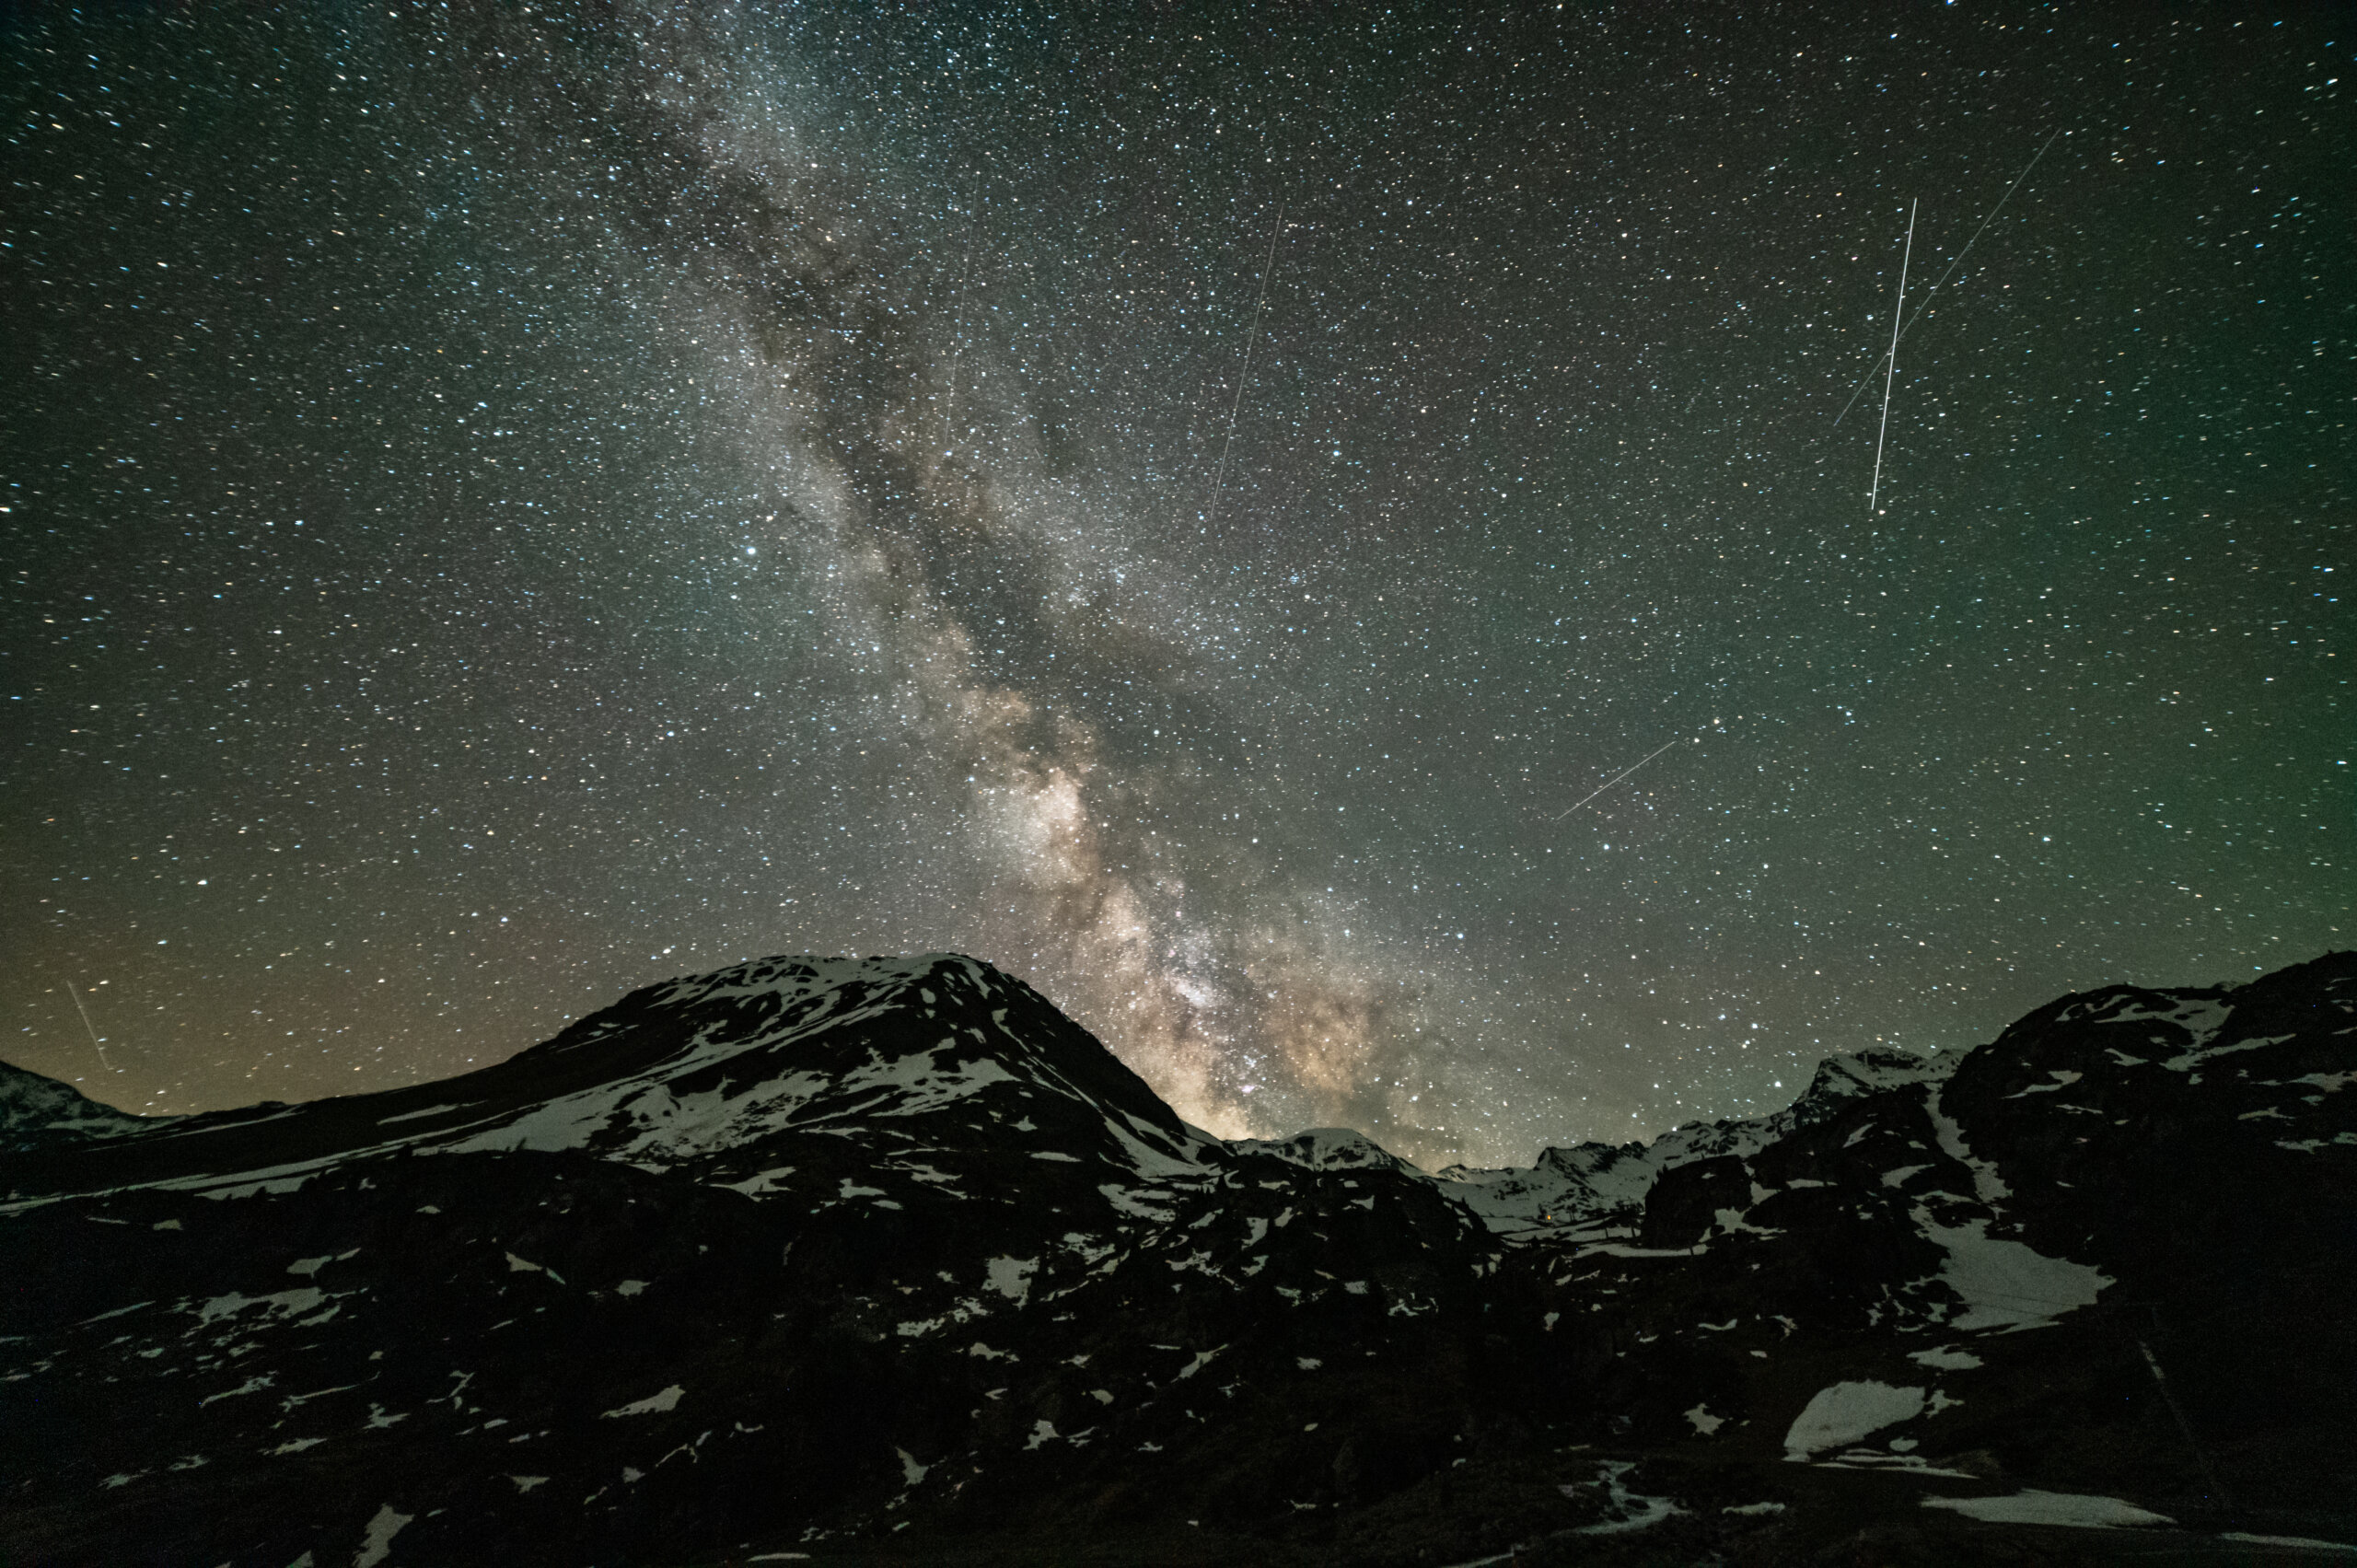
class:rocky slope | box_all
[4,950,2352,1566]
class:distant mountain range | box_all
[5,950,2352,1566]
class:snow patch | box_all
[716,1167,796,1196]
[984,1256,1039,1306]
[2159,1018,2282,1072]
[1784,1382,1925,1460]
[2008,1070,2084,1098]
[353,1504,412,1568]
[1917,1214,2109,1331]
[1909,1345,1983,1371]
[1174,1345,1225,1380]
[1922,1490,2174,1528]
[376,1103,460,1125]
[601,1385,684,1418]
[1925,1088,2010,1202]
[1098,1184,1176,1222]
[195,1289,325,1326]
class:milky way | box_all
[7,5,2348,1167]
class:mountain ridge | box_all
[0,956,1987,1233]
[4,949,2351,1566]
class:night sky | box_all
[6,3,2348,1169]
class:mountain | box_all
[0,1058,154,1153]
[1429,1045,1957,1238]
[4,950,2353,1566]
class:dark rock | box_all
[1637,1153,1750,1249]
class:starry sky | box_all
[6,2,2348,1168]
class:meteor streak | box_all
[1868,198,1918,515]
[1200,202,1284,530]
[1550,738,1685,822]
[63,977,115,1073]
[1831,128,2063,428]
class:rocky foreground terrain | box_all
[4,950,2353,1566]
